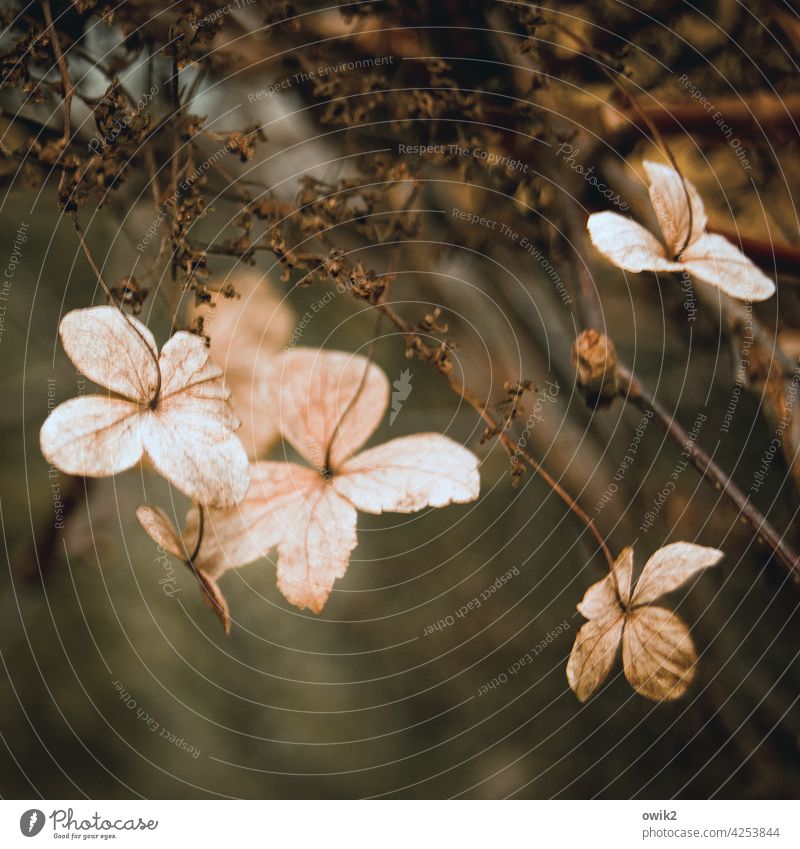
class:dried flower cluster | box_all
[9,1,793,710]
[42,307,481,616]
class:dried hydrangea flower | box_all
[587,161,774,301]
[202,348,481,613]
[40,306,249,508]
[567,543,723,702]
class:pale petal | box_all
[135,504,187,560]
[40,395,144,476]
[632,542,723,606]
[201,273,294,383]
[587,211,679,273]
[59,306,158,403]
[681,233,776,301]
[622,606,697,701]
[566,612,625,702]
[193,567,231,636]
[139,332,248,508]
[195,276,293,459]
[276,485,358,613]
[643,160,707,256]
[158,332,239,431]
[194,463,321,578]
[576,548,633,618]
[576,575,618,620]
[264,348,389,470]
[143,406,249,509]
[230,385,281,460]
[612,546,634,607]
[334,433,480,514]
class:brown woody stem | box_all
[374,299,615,569]
[617,364,800,585]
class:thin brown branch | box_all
[71,213,162,399]
[374,299,615,569]
[607,95,800,140]
[40,0,73,144]
[617,364,800,585]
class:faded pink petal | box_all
[276,484,358,613]
[198,462,320,579]
[40,395,144,476]
[264,348,389,470]
[587,211,680,273]
[59,306,158,402]
[334,433,479,513]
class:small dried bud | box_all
[109,275,148,314]
[572,329,618,403]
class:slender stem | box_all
[188,505,204,564]
[71,213,162,401]
[169,55,182,333]
[374,299,615,569]
[71,213,115,302]
[307,216,615,568]
[41,0,73,144]
[549,18,694,254]
[610,95,800,140]
[41,0,79,210]
[324,312,383,475]
[617,364,800,584]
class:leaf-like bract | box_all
[586,162,775,302]
[567,542,722,702]
[201,348,481,612]
[194,274,294,459]
[136,504,232,634]
[41,306,249,508]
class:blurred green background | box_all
[1,191,799,799]
[2,0,800,800]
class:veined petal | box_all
[59,306,158,403]
[276,485,358,613]
[622,606,697,701]
[158,332,240,431]
[643,160,707,256]
[143,405,249,509]
[334,433,480,513]
[681,233,775,301]
[40,395,144,476]
[576,549,633,619]
[194,462,320,578]
[632,542,723,607]
[566,611,625,702]
[576,575,618,620]
[264,348,389,470]
[612,547,634,607]
[587,211,679,273]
